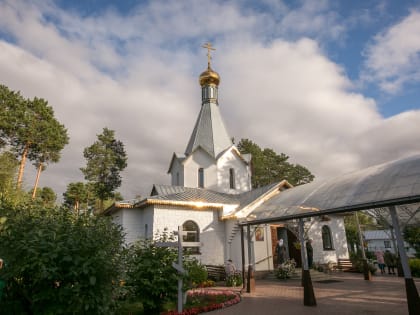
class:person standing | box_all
[306,239,314,268]
[276,239,286,265]
[225,259,236,277]
[375,249,386,274]
[384,250,397,275]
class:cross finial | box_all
[202,42,215,68]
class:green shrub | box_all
[275,259,296,279]
[184,258,208,288]
[226,271,243,287]
[116,300,144,315]
[124,231,180,315]
[0,200,125,314]
[409,258,420,277]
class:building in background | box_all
[364,229,416,257]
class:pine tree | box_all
[81,128,127,212]
[237,138,314,187]
[30,98,69,198]
[0,86,69,190]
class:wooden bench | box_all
[337,259,356,272]
[205,265,226,281]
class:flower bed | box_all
[161,289,241,315]
[275,258,296,279]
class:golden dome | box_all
[199,66,220,86]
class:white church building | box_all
[105,47,349,272]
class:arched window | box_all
[229,168,235,189]
[183,220,200,254]
[198,168,204,188]
[322,225,334,250]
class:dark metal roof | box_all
[150,185,237,204]
[242,154,420,226]
[236,183,281,208]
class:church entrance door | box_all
[271,226,302,268]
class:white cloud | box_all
[363,9,420,93]
[1,0,420,202]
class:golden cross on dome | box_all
[202,42,215,68]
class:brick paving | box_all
[211,272,420,315]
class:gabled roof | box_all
[231,180,293,219]
[185,102,232,158]
[167,153,186,174]
[363,230,392,240]
[236,182,283,208]
[104,181,292,216]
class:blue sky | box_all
[1,0,420,200]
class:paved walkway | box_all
[211,272,420,315]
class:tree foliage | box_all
[0,200,125,314]
[0,85,69,191]
[0,151,19,199]
[0,85,26,149]
[30,98,69,198]
[81,128,127,212]
[344,212,376,254]
[237,138,314,187]
[63,182,93,215]
[31,186,57,208]
[404,226,420,258]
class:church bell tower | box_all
[168,43,252,193]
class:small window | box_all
[322,225,334,250]
[144,224,148,239]
[183,220,200,254]
[229,168,235,189]
[198,168,204,188]
[176,172,180,185]
[384,240,391,248]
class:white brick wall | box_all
[112,207,349,271]
[183,149,217,189]
[217,148,251,193]
[153,205,226,265]
[307,215,349,264]
[170,158,184,186]
[111,206,154,245]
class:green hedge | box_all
[409,258,420,277]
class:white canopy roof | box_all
[242,154,420,227]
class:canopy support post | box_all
[299,218,316,306]
[241,225,246,290]
[355,212,371,280]
[246,225,255,293]
[388,205,419,315]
